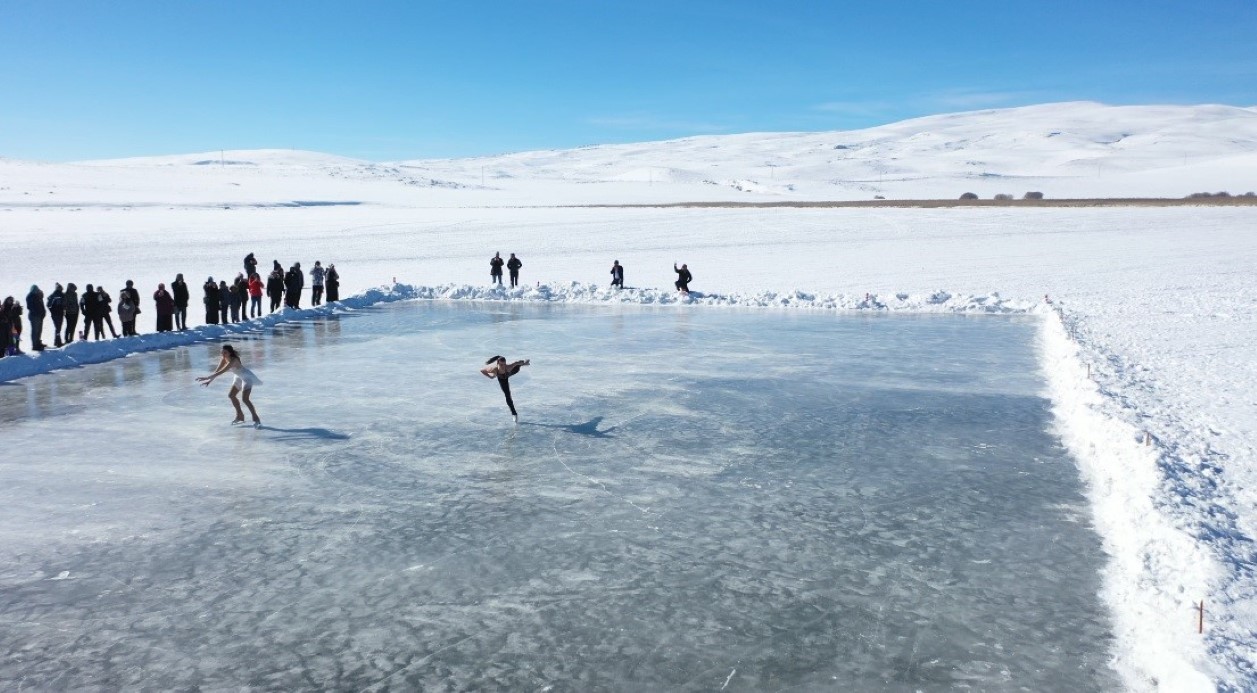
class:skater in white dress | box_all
[198,344,262,426]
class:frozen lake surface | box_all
[0,303,1115,690]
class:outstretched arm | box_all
[480,365,497,378]
[197,356,231,385]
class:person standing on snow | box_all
[610,260,624,289]
[507,253,523,288]
[310,261,326,306]
[490,253,505,285]
[172,274,190,330]
[674,263,693,294]
[47,283,66,347]
[0,297,15,356]
[154,283,175,332]
[121,280,142,334]
[117,288,138,337]
[285,262,304,308]
[325,264,340,302]
[247,273,264,317]
[97,286,119,338]
[266,267,285,312]
[244,252,258,278]
[62,283,79,344]
[26,285,46,351]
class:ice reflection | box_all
[0,302,1116,691]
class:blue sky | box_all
[3,1,1254,161]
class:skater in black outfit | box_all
[674,263,692,293]
[490,253,504,285]
[481,355,530,422]
[610,260,624,289]
[507,253,522,287]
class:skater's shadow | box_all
[255,425,350,441]
[522,416,616,438]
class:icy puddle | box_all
[0,302,1116,690]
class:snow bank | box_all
[1040,310,1216,691]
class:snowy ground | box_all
[2,102,1256,689]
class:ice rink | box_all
[0,302,1115,690]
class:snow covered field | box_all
[2,102,1256,689]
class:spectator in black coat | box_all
[218,280,230,323]
[228,275,244,322]
[97,287,119,338]
[244,252,258,278]
[121,280,141,334]
[674,263,692,293]
[490,253,504,285]
[203,277,220,325]
[26,285,46,351]
[62,283,79,344]
[0,297,14,356]
[47,283,66,347]
[154,284,175,332]
[81,283,103,340]
[610,261,624,289]
[172,274,189,330]
[284,262,304,308]
[507,253,522,288]
[266,268,285,312]
[325,264,340,302]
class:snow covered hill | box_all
[3,102,1257,207]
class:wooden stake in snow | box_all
[1197,600,1205,634]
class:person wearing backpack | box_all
[121,280,142,334]
[117,288,138,337]
[46,283,66,347]
[26,285,46,351]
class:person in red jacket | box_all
[247,273,264,318]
